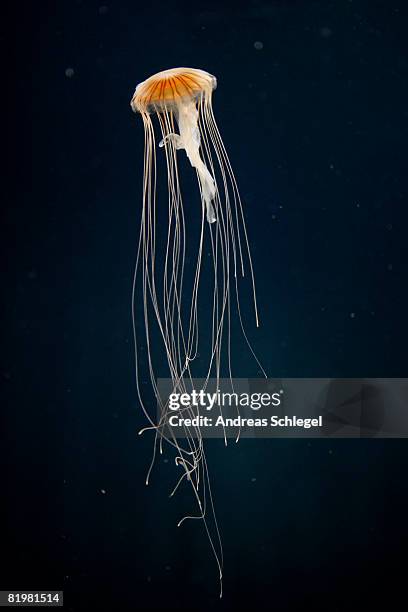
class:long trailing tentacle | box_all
[132,91,265,597]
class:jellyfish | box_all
[130,68,265,593]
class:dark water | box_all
[5,1,408,610]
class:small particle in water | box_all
[350,312,355,319]
[320,26,332,38]
[100,489,106,495]
[387,263,393,271]
[251,477,257,483]
[165,565,171,571]
[254,41,264,50]
[328,449,333,455]
[65,67,75,78]
[386,223,393,231]
[163,458,169,464]
[98,5,108,14]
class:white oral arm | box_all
[159,101,217,223]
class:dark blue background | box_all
[4,1,408,610]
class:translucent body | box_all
[132,68,218,223]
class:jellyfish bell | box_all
[130,67,265,594]
[131,68,220,223]
[130,67,217,113]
